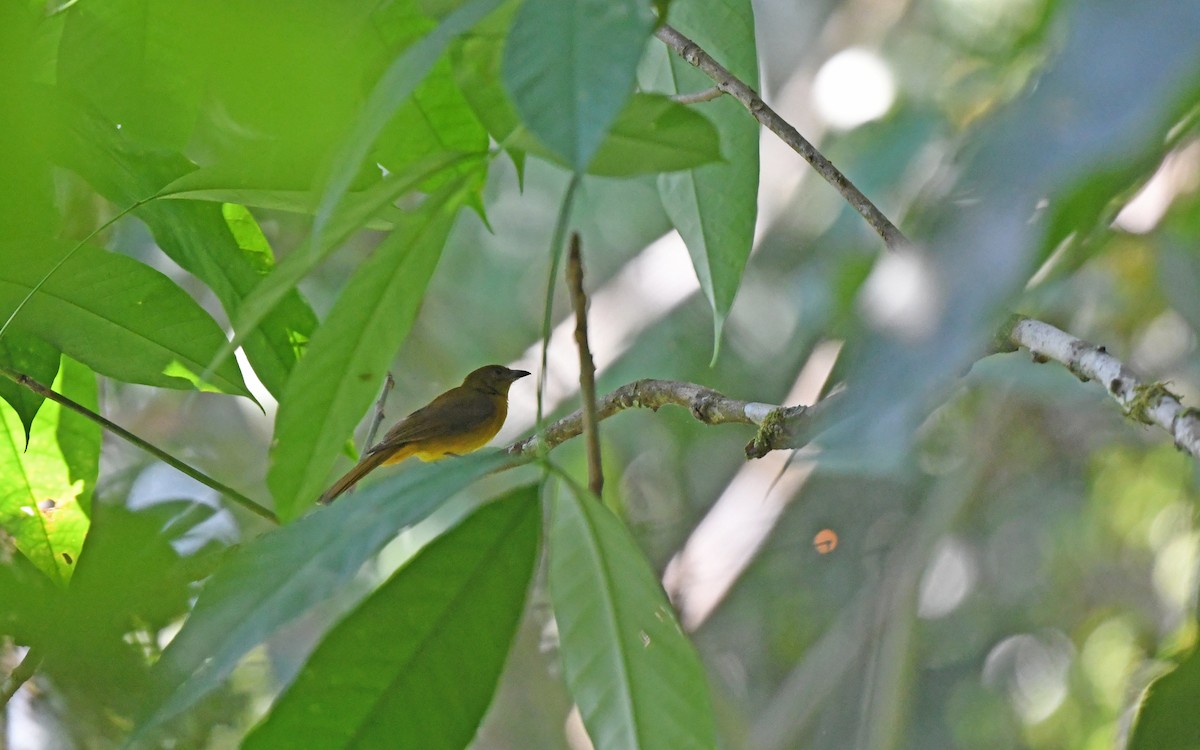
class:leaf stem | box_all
[0,197,152,345]
[0,367,279,524]
[536,175,581,431]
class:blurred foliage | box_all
[2,0,1200,748]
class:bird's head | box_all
[463,364,531,396]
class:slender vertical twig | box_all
[0,367,279,524]
[654,24,908,251]
[565,234,603,496]
[342,372,398,499]
[365,373,396,449]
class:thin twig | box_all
[998,317,1200,459]
[0,367,279,524]
[565,234,603,496]
[655,24,908,251]
[0,647,42,707]
[671,86,724,104]
[345,372,397,498]
[364,372,395,449]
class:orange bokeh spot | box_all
[813,528,838,554]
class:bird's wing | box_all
[365,387,498,456]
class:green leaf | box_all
[0,330,60,445]
[0,240,250,397]
[455,21,720,176]
[54,102,317,400]
[0,5,57,244]
[651,0,759,360]
[206,150,486,389]
[590,94,723,177]
[0,357,99,586]
[136,451,508,739]
[267,176,477,521]
[244,485,540,749]
[70,501,216,632]
[156,176,403,231]
[1129,641,1200,750]
[375,53,490,191]
[56,0,200,150]
[58,0,389,186]
[549,489,717,750]
[502,0,656,171]
[313,0,504,237]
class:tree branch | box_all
[999,317,1200,460]
[0,647,41,707]
[0,367,279,524]
[507,378,821,459]
[566,234,604,496]
[654,25,1200,466]
[655,23,908,251]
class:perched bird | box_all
[318,364,530,504]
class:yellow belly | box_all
[382,427,501,465]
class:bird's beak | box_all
[509,369,531,381]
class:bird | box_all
[318,364,530,504]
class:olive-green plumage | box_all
[318,365,529,504]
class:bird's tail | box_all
[318,451,390,505]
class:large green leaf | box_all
[588,94,724,177]
[454,21,725,176]
[54,101,317,400]
[155,174,402,231]
[215,0,504,374]
[0,330,60,445]
[651,0,759,359]
[502,0,656,171]
[198,151,484,385]
[56,0,200,150]
[244,485,540,749]
[313,0,504,236]
[267,176,477,520]
[0,4,57,244]
[375,53,490,194]
[58,0,385,186]
[549,490,717,750]
[1128,640,1200,750]
[135,452,507,739]
[0,240,250,397]
[0,357,99,586]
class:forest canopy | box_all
[3,0,1200,748]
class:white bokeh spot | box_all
[812,47,896,130]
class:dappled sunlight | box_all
[1080,617,1142,711]
[860,247,942,340]
[1114,142,1200,234]
[983,631,1074,725]
[917,536,977,619]
[813,47,896,130]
